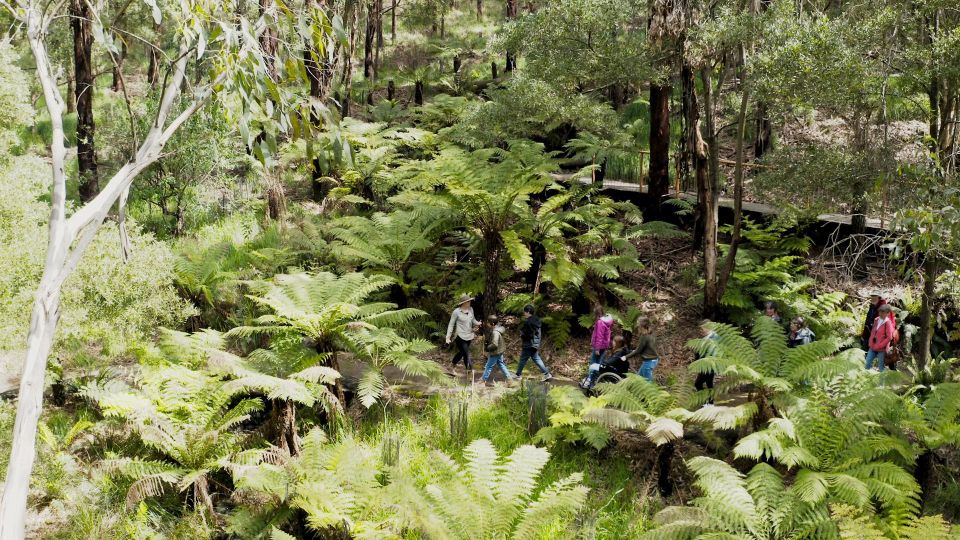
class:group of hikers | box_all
[443,289,902,390]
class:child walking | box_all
[480,315,513,384]
[589,306,615,365]
[866,304,895,372]
[621,317,660,382]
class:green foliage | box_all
[0,154,194,358]
[831,504,955,540]
[735,386,921,523]
[228,271,440,407]
[386,438,589,539]
[534,386,614,450]
[689,317,860,422]
[0,40,32,157]
[444,75,619,148]
[644,458,836,539]
[91,363,262,514]
[499,0,652,93]
[348,327,443,408]
[714,217,827,326]
[537,375,747,451]
[327,208,448,297]
[229,429,392,538]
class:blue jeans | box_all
[638,358,659,382]
[589,348,607,365]
[865,350,886,372]
[481,354,512,382]
[516,347,550,376]
[582,363,602,388]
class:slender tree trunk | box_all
[482,234,503,320]
[364,0,375,80]
[110,37,127,93]
[701,68,720,319]
[387,79,395,100]
[915,449,935,510]
[259,0,279,80]
[375,0,383,76]
[648,83,671,215]
[753,102,771,159]
[1,282,62,539]
[193,476,216,518]
[684,64,708,252]
[391,0,396,42]
[147,24,161,86]
[66,76,76,113]
[717,85,750,301]
[918,257,939,370]
[414,80,424,105]
[926,12,941,153]
[476,0,482,19]
[656,442,675,496]
[305,0,335,200]
[72,0,99,202]
[491,61,498,79]
[504,0,517,71]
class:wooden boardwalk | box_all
[559,174,889,231]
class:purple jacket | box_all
[591,315,614,350]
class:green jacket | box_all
[485,325,506,355]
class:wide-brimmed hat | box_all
[455,294,475,305]
[859,288,883,298]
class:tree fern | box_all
[385,438,588,539]
[733,387,921,523]
[229,428,395,539]
[643,458,836,540]
[93,364,262,516]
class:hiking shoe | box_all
[541,374,553,382]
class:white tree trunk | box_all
[0,3,216,537]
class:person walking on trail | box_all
[480,315,513,384]
[580,335,629,390]
[694,320,720,405]
[787,317,815,348]
[622,317,660,382]
[446,294,481,371]
[861,292,887,350]
[515,304,553,381]
[589,306,615,366]
[764,301,783,325]
[866,304,896,372]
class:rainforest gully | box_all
[0,0,959,537]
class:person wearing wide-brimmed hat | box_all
[446,294,482,371]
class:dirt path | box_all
[336,354,580,397]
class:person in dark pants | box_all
[693,320,720,405]
[515,304,552,381]
[445,294,481,371]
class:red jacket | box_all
[869,315,896,352]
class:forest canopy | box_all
[1,0,960,537]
